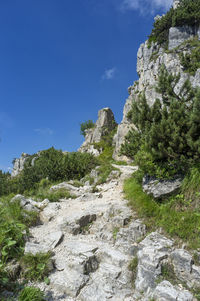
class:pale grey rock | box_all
[97,246,129,268]
[173,0,180,9]
[50,269,89,297]
[40,202,61,223]
[64,240,98,257]
[115,220,146,255]
[79,262,133,301]
[169,26,197,50]
[170,249,200,289]
[79,107,117,155]
[142,175,182,199]
[112,122,135,161]
[35,198,50,209]
[11,194,39,212]
[24,242,51,255]
[152,280,194,301]
[43,231,63,249]
[135,232,173,293]
[59,211,97,235]
[11,152,30,177]
[113,25,200,160]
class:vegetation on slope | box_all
[179,37,200,75]
[148,0,200,48]
[0,147,97,197]
[124,170,200,249]
[121,65,200,178]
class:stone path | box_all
[24,165,198,301]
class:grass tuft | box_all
[124,172,200,249]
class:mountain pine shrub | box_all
[121,65,200,178]
[80,120,95,137]
[148,0,200,48]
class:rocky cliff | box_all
[113,0,200,160]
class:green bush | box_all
[80,120,95,137]
[148,0,200,48]
[121,65,200,177]
[12,148,97,193]
[124,173,200,249]
[20,252,52,282]
[180,38,200,75]
[33,188,75,202]
[18,287,45,301]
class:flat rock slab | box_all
[42,231,63,249]
[64,240,99,257]
[50,269,89,297]
[152,280,193,301]
[24,242,51,255]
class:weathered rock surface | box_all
[168,25,200,50]
[170,249,200,289]
[11,152,30,177]
[113,13,200,160]
[135,232,173,293]
[142,175,182,199]
[79,107,117,155]
[152,280,194,301]
[11,194,40,212]
[20,164,198,300]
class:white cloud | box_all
[102,67,116,80]
[34,128,54,135]
[121,0,173,14]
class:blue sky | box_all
[0,0,172,171]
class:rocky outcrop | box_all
[79,107,117,156]
[142,175,182,199]
[11,153,30,177]
[169,25,200,50]
[11,152,40,177]
[113,1,200,160]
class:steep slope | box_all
[113,0,200,160]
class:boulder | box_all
[142,175,182,199]
[24,242,51,255]
[11,194,39,212]
[135,232,173,293]
[170,249,200,289]
[152,280,194,301]
[40,202,61,223]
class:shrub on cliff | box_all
[121,65,200,178]
[148,0,200,47]
[80,120,95,137]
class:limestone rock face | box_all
[169,25,200,50]
[79,107,117,156]
[11,153,30,177]
[11,152,40,177]
[113,16,200,160]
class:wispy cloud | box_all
[102,67,117,80]
[121,0,173,14]
[34,127,54,135]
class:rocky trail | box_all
[23,165,199,300]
